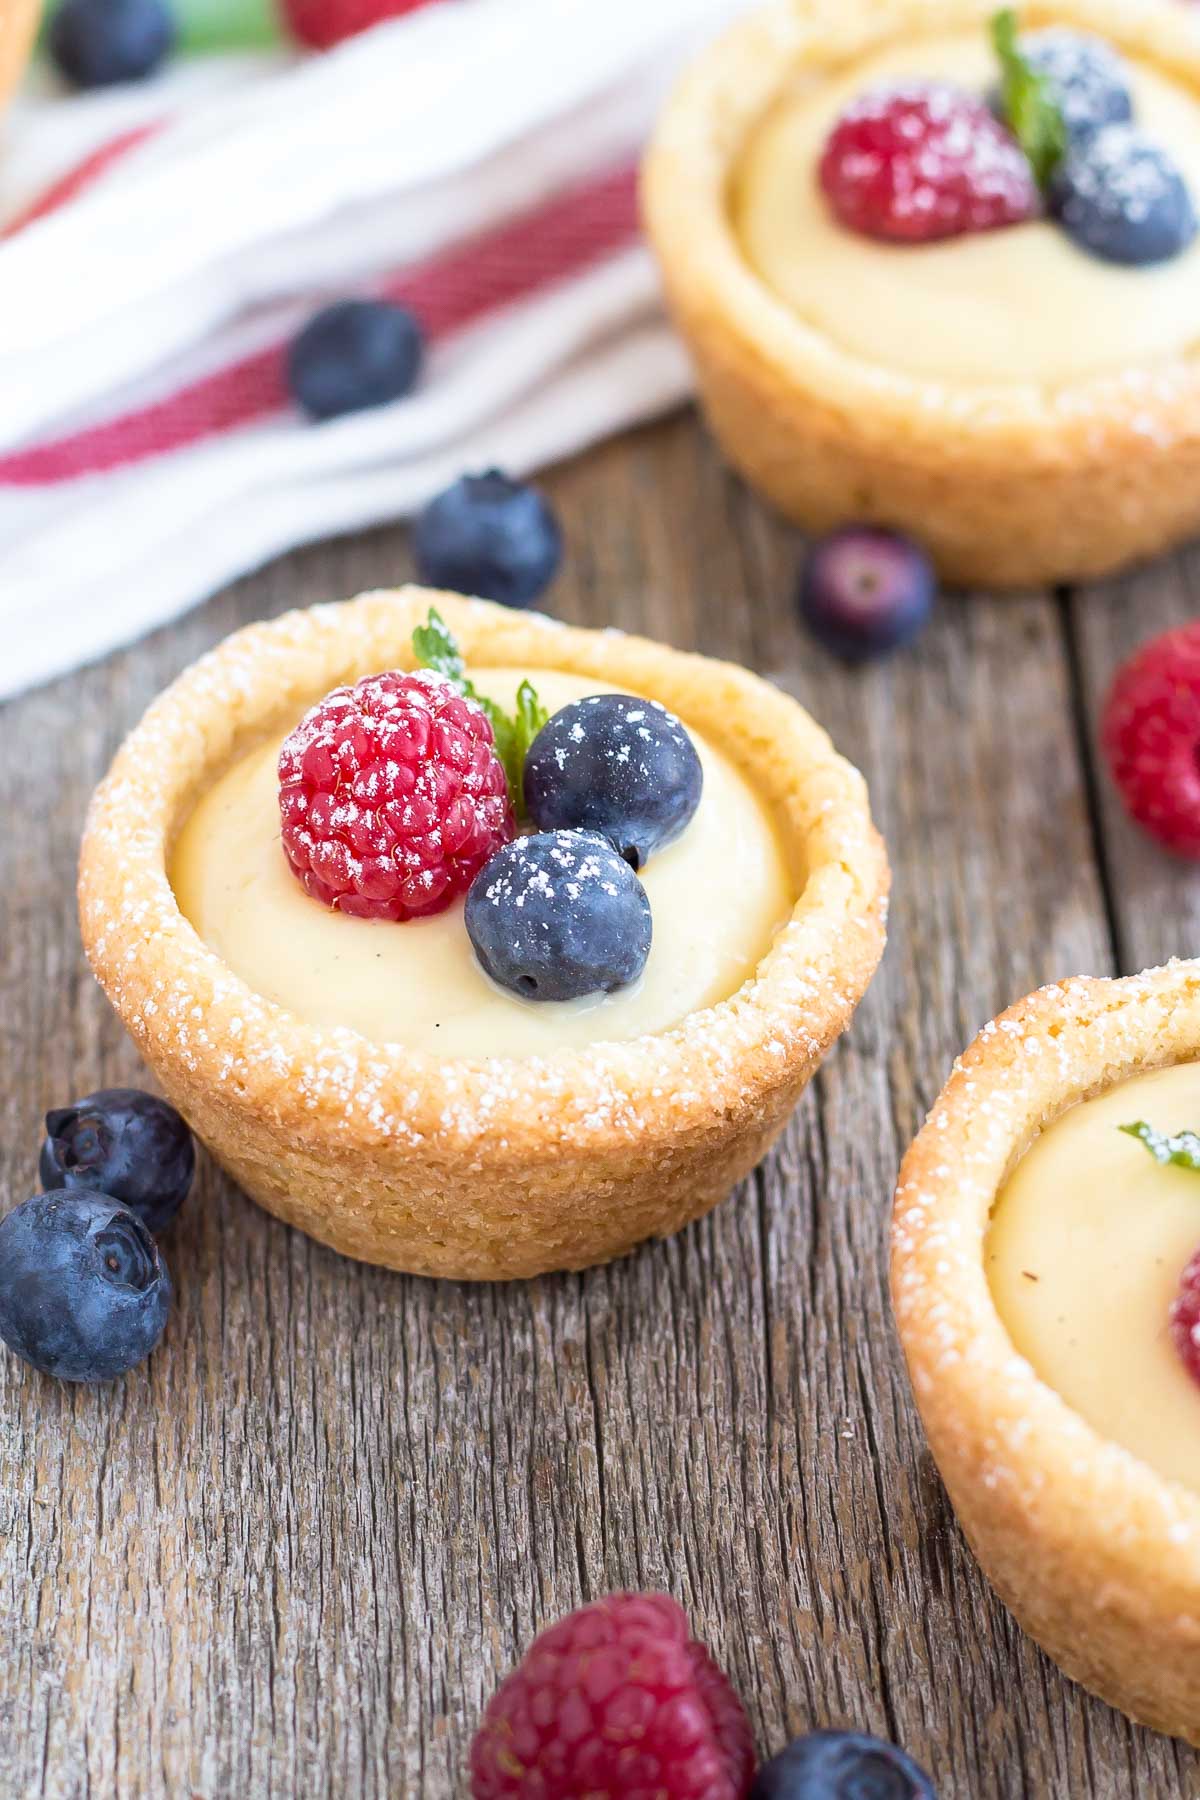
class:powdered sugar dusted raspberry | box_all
[1102,622,1200,858]
[278,668,513,920]
[469,1592,755,1800]
[1171,1246,1200,1390]
[819,83,1040,243]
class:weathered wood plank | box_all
[0,412,1193,1799]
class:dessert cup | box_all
[642,0,1200,589]
[80,589,888,1281]
[0,0,38,115]
[893,960,1200,1743]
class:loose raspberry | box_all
[1101,622,1200,857]
[818,84,1040,243]
[470,1592,756,1800]
[278,670,513,921]
[1171,1246,1200,1389]
[281,0,434,51]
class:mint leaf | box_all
[991,7,1067,190]
[514,679,549,769]
[1119,1120,1200,1171]
[411,607,465,684]
[411,608,546,814]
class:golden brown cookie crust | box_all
[0,0,38,116]
[893,961,1200,1744]
[79,589,888,1280]
[642,0,1200,590]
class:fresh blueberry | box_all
[1051,125,1198,266]
[48,0,174,88]
[798,527,935,664]
[288,300,424,422]
[1019,31,1131,142]
[751,1730,937,1799]
[412,470,562,609]
[465,830,651,1002]
[0,1192,171,1382]
[524,694,703,871]
[40,1087,195,1235]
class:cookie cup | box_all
[642,0,1200,590]
[892,961,1200,1743]
[79,589,888,1281]
[0,0,38,116]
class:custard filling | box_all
[170,668,796,1056]
[989,1061,1200,1495]
[733,32,1200,384]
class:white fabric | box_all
[0,0,747,700]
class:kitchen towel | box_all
[0,0,747,700]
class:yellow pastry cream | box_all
[170,669,796,1057]
[989,1062,1200,1494]
[733,33,1200,384]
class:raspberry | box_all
[469,1593,756,1800]
[818,84,1040,243]
[1101,622,1200,857]
[282,0,435,51]
[278,670,513,921]
[1171,1246,1200,1389]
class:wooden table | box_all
[4,409,1199,1800]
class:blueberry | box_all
[413,470,562,609]
[524,694,703,871]
[0,1192,171,1382]
[48,0,174,88]
[751,1730,937,1799]
[798,527,934,664]
[288,300,424,422]
[40,1087,195,1235]
[465,830,651,1002]
[1051,125,1198,266]
[1020,31,1131,142]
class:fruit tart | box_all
[643,0,1200,589]
[893,960,1200,1744]
[78,590,888,1280]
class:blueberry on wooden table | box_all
[413,470,563,609]
[750,1730,937,1799]
[40,1086,195,1235]
[0,1191,171,1383]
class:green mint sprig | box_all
[412,607,548,813]
[1119,1120,1200,1171]
[990,7,1068,191]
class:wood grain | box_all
[4,412,1200,1798]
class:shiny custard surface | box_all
[989,1061,1200,1494]
[733,33,1200,385]
[170,669,796,1057]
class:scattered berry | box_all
[1171,1246,1200,1390]
[288,300,424,422]
[40,1088,195,1236]
[750,1731,936,1799]
[48,0,174,88]
[413,470,563,610]
[278,670,513,920]
[1051,125,1197,265]
[798,527,934,663]
[1019,30,1132,143]
[1101,621,1200,857]
[281,0,434,51]
[524,694,703,871]
[818,84,1039,244]
[470,1592,755,1800]
[0,1192,171,1383]
[465,830,651,1002]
